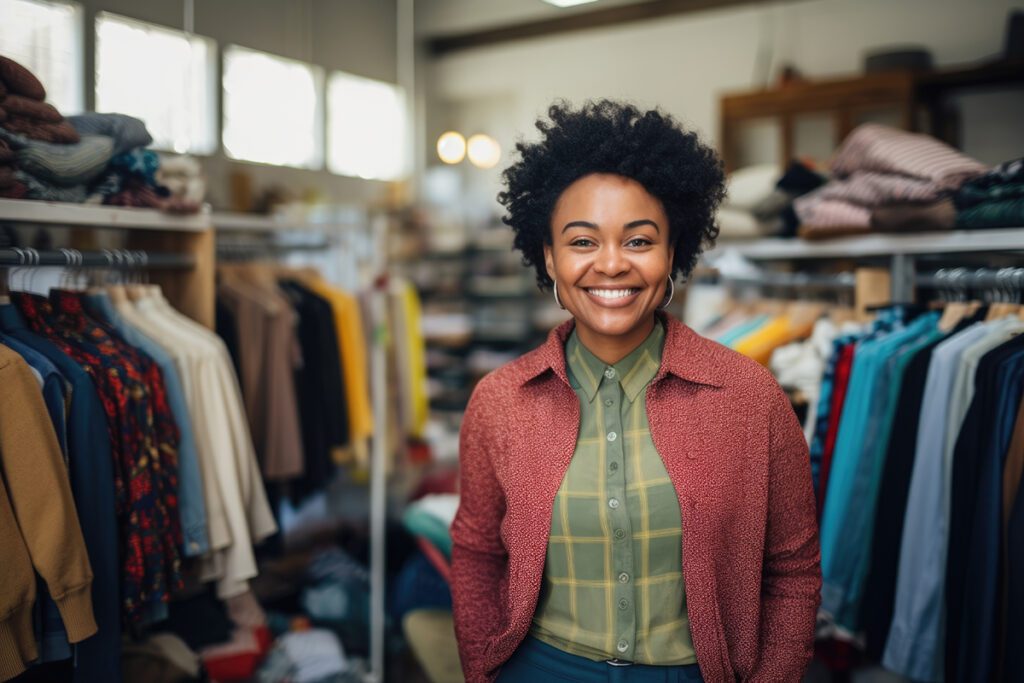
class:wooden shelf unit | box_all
[0,199,215,327]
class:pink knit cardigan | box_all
[451,313,821,682]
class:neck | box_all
[575,315,656,365]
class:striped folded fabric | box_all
[13,134,116,187]
[831,123,988,190]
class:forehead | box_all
[553,173,665,221]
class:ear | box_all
[543,243,556,283]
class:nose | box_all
[594,243,628,277]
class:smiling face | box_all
[544,173,674,362]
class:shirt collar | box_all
[517,311,726,391]
[566,321,664,403]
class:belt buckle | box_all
[606,658,633,667]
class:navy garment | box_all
[955,337,1024,683]
[0,304,122,683]
[1007,484,1024,683]
[498,637,705,683]
[859,337,941,659]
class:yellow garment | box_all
[733,315,815,366]
[392,280,428,440]
[302,277,374,463]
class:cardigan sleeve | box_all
[450,377,508,683]
[748,386,821,683]
[0,351,97,642]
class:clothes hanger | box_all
[938,269,979,331]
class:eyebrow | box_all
[561,219,660,234]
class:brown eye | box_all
[571,238,595,247]
[626,238,652,247]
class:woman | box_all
[451,100,820,683]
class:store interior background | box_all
[2,0,1023,682]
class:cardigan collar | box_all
[516,311,726,389]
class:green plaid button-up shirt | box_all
[529,321,697,664]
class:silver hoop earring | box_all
[660,277,675,309]
[553,281,566,310]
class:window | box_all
[0,0,83,114]
[95,12,216,154]
[327,72,407,181]
[222,45,323,169]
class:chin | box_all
[575,309,651,338]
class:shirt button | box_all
[606,431,617,442]
[605,399,613,407]
[609,462,619,472]
[617,639,629,653]
[188,541,200,552]
[614,528,625,540]
[608,498,620,510]
[604,367,616,380]
[618,572,630,584]
[618,598,629,610]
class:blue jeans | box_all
[497,637,705,682]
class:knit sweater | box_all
[0,344,97,681]
[451,313,821,682]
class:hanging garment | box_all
[217,273,305,481]
[948,332,1024,683]
[0,304,121,683]
[883,319,1014,681]
[0,343,97,682]
[128,288,277,599]
[13,291,183,623]
[819,313,940,634]
[277,279,349,499]
[84,291,210,558]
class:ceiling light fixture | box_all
[542,0,599,7]
[436,131,466,164]
[467,134,501,169]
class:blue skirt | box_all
[497,637,705,683]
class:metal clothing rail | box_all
[0,247,195,269]
[696,270,857,289]
[914,267,1024,293]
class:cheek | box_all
[552,251,591,283]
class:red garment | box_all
[818,344,857,517]
[451,313,821,683]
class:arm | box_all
[748,388,821,682]
[450,379,508,683]
[0,353,97,641]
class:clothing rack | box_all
[0,247,195,269]
[213,210,390,683]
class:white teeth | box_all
[588,288,637,300]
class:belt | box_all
[606,658,633,667]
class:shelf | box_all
[707,228,1024,260]
[211,211,355,233]
[0,198,211,232]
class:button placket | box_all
[602,376,635,662]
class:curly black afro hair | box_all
[498,99,726,290]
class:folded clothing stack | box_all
[718,162,827,240]
[0,56,79,144]
[794,124,989,240]
[954,157,1024,229]
[0,54,202,212]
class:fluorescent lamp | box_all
[543,0,599,7]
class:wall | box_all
[77,0,398,209]
[423,0,1024,217]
